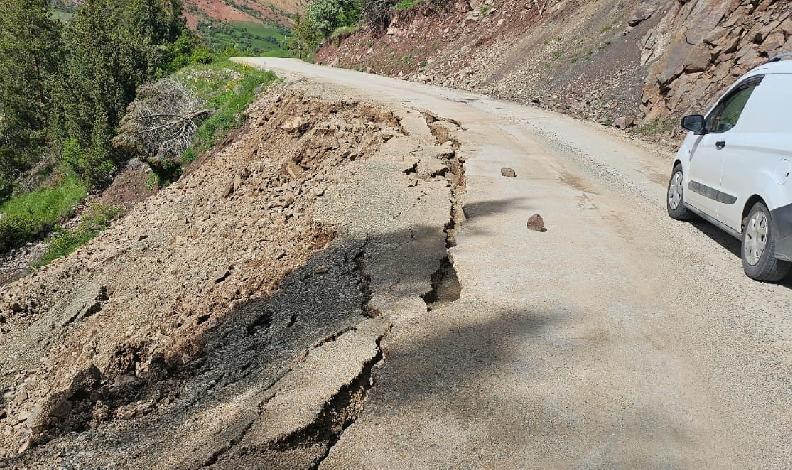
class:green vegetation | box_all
[0,0,63,200]
[0,0,280,264]
[331,24,360,40]
[0,174,86,252]
[394,0,421,10]
[50,9,74,21]
[36,203,122,265]
[1,0,191,194]
[288,0,360,59]
[307,0,360,38]
[291,0,456,57]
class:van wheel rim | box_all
[745,212,769,266]
[668,171,683,210]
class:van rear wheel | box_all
[667,164,692,220]
[742,202,791,282]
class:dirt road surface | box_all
[236,58,792,469]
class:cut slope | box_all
[315,0,791,133]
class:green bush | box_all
[306,0,360,39]
[60,138,115,189]
[393,0,421,10]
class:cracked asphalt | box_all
[239,58,792,469]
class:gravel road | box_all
[238,58,792,469]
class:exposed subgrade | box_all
[424,114,467,311]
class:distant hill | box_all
[182,0,301,30]
[50,0,305,55]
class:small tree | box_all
[289,14,322,59]
[306,0,361,39]
[0,0,63,196]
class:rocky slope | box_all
[316,0,791,134]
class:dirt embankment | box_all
[0,77,465,468]
[315,0,790,132]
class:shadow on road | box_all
[6,197,519,468]
[690,220,792,287]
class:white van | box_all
[667,54,792,281]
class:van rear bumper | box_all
[773,203,792,261]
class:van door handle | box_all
[715,141,726,150]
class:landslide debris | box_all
[0,86,403,460]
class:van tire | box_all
[667,164,692,220]
[741,202,792,282]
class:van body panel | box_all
[686,133,726,218]
[773,203,792,261]
[718,133,792,231]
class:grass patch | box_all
[394,0,423,9]
[36,203,122,266]
[630,117,678,137]
[174,59,278,164]
[330,25,360,39]
[0,174,87,253]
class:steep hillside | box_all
[315,0,790,137]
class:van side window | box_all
[706,77,763,133]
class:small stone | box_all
[280,117,305,134]
[315,267,329,275]
[614,116,636,129]
[527,214,546,232]
[17,439,30,454]
[222,179,234,198]
[501,167,517,178]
